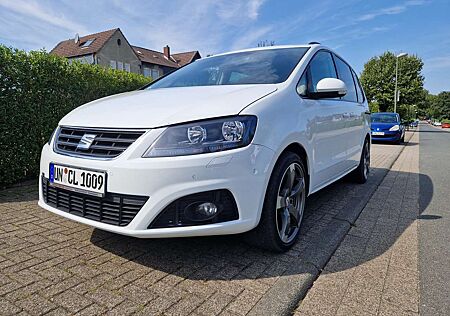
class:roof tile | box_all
[50,28,201,69]
[50,29,119,58]
[172,51,200,67]
[132,46,179,68]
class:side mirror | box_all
[310,78,347,99]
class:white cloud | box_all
[424,56,450,71]
[0,0,87,33]
[0,0,270,55]
[230,26,273,50]
[120,0,269,55]
[215,0,266,23]
[357,0,427,21]
[247,0,265,20]
[358,5,406,21]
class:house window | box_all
[143,67,151,77]
[117,61,123,70]
[110,60,117,69]
[151,69,160,79]
[124,63,131,72]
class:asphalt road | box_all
[418,122,450,315]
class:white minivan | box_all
[39,43,370,252]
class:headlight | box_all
[143,116,257,157]
[389,125,400,131]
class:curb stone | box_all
[248,261,317,316]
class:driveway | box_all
[0,136,411,316]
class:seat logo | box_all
[77,134,97,150]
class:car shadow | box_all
[89,168,433,280]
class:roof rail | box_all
[308,41,321,45]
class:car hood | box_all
[59,85,277,129]
[371,122,399,130]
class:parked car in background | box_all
[39,44,371,252]
[410,120,418,128]
[441,122,450,128]
[434,121,442,126]
[370,112,405,144]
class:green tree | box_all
[416,89,431,118]
[418,91,450,119]
[430,91,450,119]
[368,101,380,113]
[360,52,425,113]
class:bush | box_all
[0,45,151,187]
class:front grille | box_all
[42,177,148,226]
[54,127,145,159]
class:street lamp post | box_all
[394,52,407,113]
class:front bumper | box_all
[38,135,275,238]
[371,131,402,142]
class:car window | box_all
[308,51,337,93]
[351,69,364,103]
[371,113,399,123]
[334,56,357,102]
[148,48,309,89]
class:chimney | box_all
[163,45,170,59]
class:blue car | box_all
[370,112,405,144]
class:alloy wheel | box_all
[275,163,306,243]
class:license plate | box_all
[49,163,106,196]
[372,131,384,136]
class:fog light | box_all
[148,189,238,228]
[184,201,219,221]
[196,202,218,217]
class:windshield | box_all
[371,113,399,123]
[148,47,309,89]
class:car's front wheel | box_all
[246,152,306,252]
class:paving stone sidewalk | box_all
[0,136,411,316]
[295,131,420,315]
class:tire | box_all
[349,139,370,184]
[245,152,307,252]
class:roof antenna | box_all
[308,41,320,45]
[74,33,79,44]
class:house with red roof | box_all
[51,28,201,79]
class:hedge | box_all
[0,45,152,187]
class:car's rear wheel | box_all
[349,139,370,184]
[245,152,306,252]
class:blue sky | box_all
[0,0,448,93]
